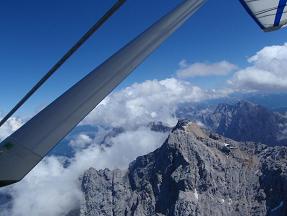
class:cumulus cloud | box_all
[0,78,230,216]
[176,60,237,78]
[69,134,93,150]
[71,128,168,170]
[229,43,287,91]
[83,78,228,128]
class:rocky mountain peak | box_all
[80,120,287,216]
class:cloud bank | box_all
[230,43,287,91]
[83,78,228,128]
[177,60,237,78]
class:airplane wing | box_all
[240,0,287,32]
[0,0,205,187]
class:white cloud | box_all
[69,134,93,150]
[82,78,228,128]
[229,43,287,91]
[71,127,168,171]
[0,117,23,141]
[4,156,83,216]
[177,60,237,78]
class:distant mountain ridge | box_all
[177,101,287,146]
[80,120,287,216]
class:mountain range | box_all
[177,101,287,146]
[80,120,287,215]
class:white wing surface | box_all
[240,0,287,31]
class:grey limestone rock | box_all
[80,120,287,216]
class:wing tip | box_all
[263,26,283,32]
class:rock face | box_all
[178,101,287,146]
[80,120,287,216]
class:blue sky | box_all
[0,0,286,116]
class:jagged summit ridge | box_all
[80,120,287,216]
[178,101,287,146]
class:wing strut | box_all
[0,0,126,128]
